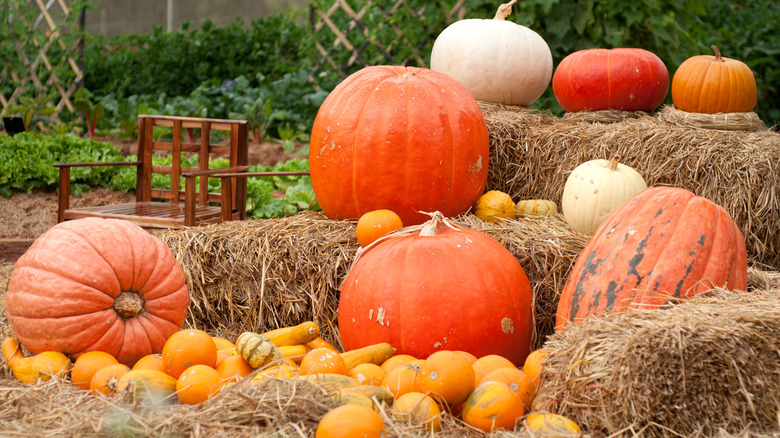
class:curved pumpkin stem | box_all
[494,0,518,20]
[711,45,723,62]
[607,156,621,171]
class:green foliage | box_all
[0,133,127,198]
[83,12,315,99]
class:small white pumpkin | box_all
[429,0,553,106]
[561,157,647,234]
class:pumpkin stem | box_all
[493,0,518,20]
[607,156,621,171]
[711,45,723,62]
[114,292,144,319]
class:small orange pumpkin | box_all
[71,351,119,390]
[462,381,525,432]
[90,363,131,396]
[672,45,757,114]
[479,367,536,410]
[416,350,475,406]
[132,353,165,373]
[393,391,442,432]
[162,329,218,379]
[176,364,223,405]
[472,354,516,383]
[316,404,385,438]
[356,210,404,247]
[215,354,254,383]
[474,190,516,223]
[299,347,348,376]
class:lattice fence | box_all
[309,0,466,76]
[0,0,84,125]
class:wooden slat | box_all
[171,119,182,204]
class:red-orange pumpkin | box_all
[552,48,669,112]
[309,65,489,226]
[5,218,190,367]
[556,187,747,329]
[338,212,534,365]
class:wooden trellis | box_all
[0,0,83,122]
[309,0,466,75]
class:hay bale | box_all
[535,271,780,437]
[156,210,356,348]
[157,210,591,349]
[481,101,780,269]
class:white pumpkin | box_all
[561,157,647,234]
[429,0,553,106]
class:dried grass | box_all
[0,372,484,437]
[481,102,780,270]
[535,270,780,438]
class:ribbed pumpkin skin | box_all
[338,225,534,366]
[552,48,669,112]
[5,218,190,367]
[556,187,747,329]
[309,65,489,226]
[671,46,757,114]
[430,19,553,106]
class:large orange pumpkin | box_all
[309,65,489,226]
[671,45,757,114]
[5,218,190,367]
[338,212,534,365]
[556,187,747,329]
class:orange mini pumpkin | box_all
[162,329,218,379]
[356,209,403,247]
[5,218,190,367]
[672,45,757,114]
[71,351,119,390]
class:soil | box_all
[0,139,302,258]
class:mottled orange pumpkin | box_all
[309,65,489,226]
[5,218,190,367]
[672,45,757,114]
[556,186,747,329]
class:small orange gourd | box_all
[176,364,223,405]
[462,381,525,432]
[315,404,385,438]
[416,350,475,406]
[393,391,442,432]
[475,190,516,223]
[162,329,218,379]
[71,351,119,390]
[356,209,404,247]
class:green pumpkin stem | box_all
[494,0,518,20]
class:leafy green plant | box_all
[0,133,128,198]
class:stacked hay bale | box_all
[481,102,780,270]
[535,274,780,437]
